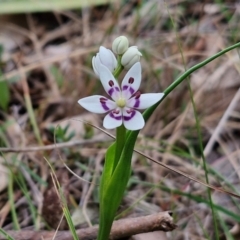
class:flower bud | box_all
[112,36,129,55]
[121,46,142,69]
[92,46,117,76]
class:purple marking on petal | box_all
[100,97,107,102]
[109,111,122,120]
[133,99,140,108]
[112,109,120,114]
[108,88,114,96]
[134,91,141,99]
[109,80,114,87]
[100,102,110,111]
[124,110,136,121]
[108,86,120,97]
[128,77,134,84]
[130,87,134,94]
[122,85,134,95]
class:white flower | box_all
[121,46,142,70]
[78,63,164,130]
[112,36,129,55]
[92,46,117,76]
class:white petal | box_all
[78,95,116,114]
[122,108,144,130]
[121,62,141,100]
[103,108,123,129]
[99,46,117,72]
[127,93,164,109]
[99,64,120,101]
[92,55,101,76]
[121,46,142,70]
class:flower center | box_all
[116,97,126,108]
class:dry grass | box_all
[1,0,240,239]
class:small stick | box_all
[1,212,176,240]
[0,136,107,153]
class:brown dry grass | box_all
[1,1,240,239]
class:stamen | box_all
[127,109,133,114]
[134,91,141,99]
[128,77,134,84]
[100,97,107,103]
[116,97,126,108]
[109,80,114,87]
[113,109,120,114]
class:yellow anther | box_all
[116,97,126,108]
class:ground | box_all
[0,1,240,239]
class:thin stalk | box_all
[0,0,115,14]
[0,229,14,240]
[141,41,240,124]
[15,57,42,145]
[194,214,211,240]
[164,42,240,96]
[24,93,43,145]
[188,80,219,239]
[16,172,38,228]
[132,179,240,223]
[8,172,20,230]
[16,59,43,146]
[166,5,219,236]
[219,215,235,240]
[114,61,124,79]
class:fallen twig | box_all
[1,212,176,240]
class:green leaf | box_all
[104,143,116,178]
[0,0,115,14]
[100,142,115,201]
[98,133,136,240]
[0,80,10,111]
[0,228,14,240]
[98,142,116,240]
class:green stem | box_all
[188,80,219,239]
[24,93,43,145]
[165,42,240,95]
[113,125,126,173]
[8,172,20,230]
[0,0,114,14]
[113,55,124,79]
[168,5,219,236]
[114,64,124,79]
[142,42,240,123]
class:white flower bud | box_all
[121,46,142,70]
[112,36,129,55]
[92,46,117,76]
